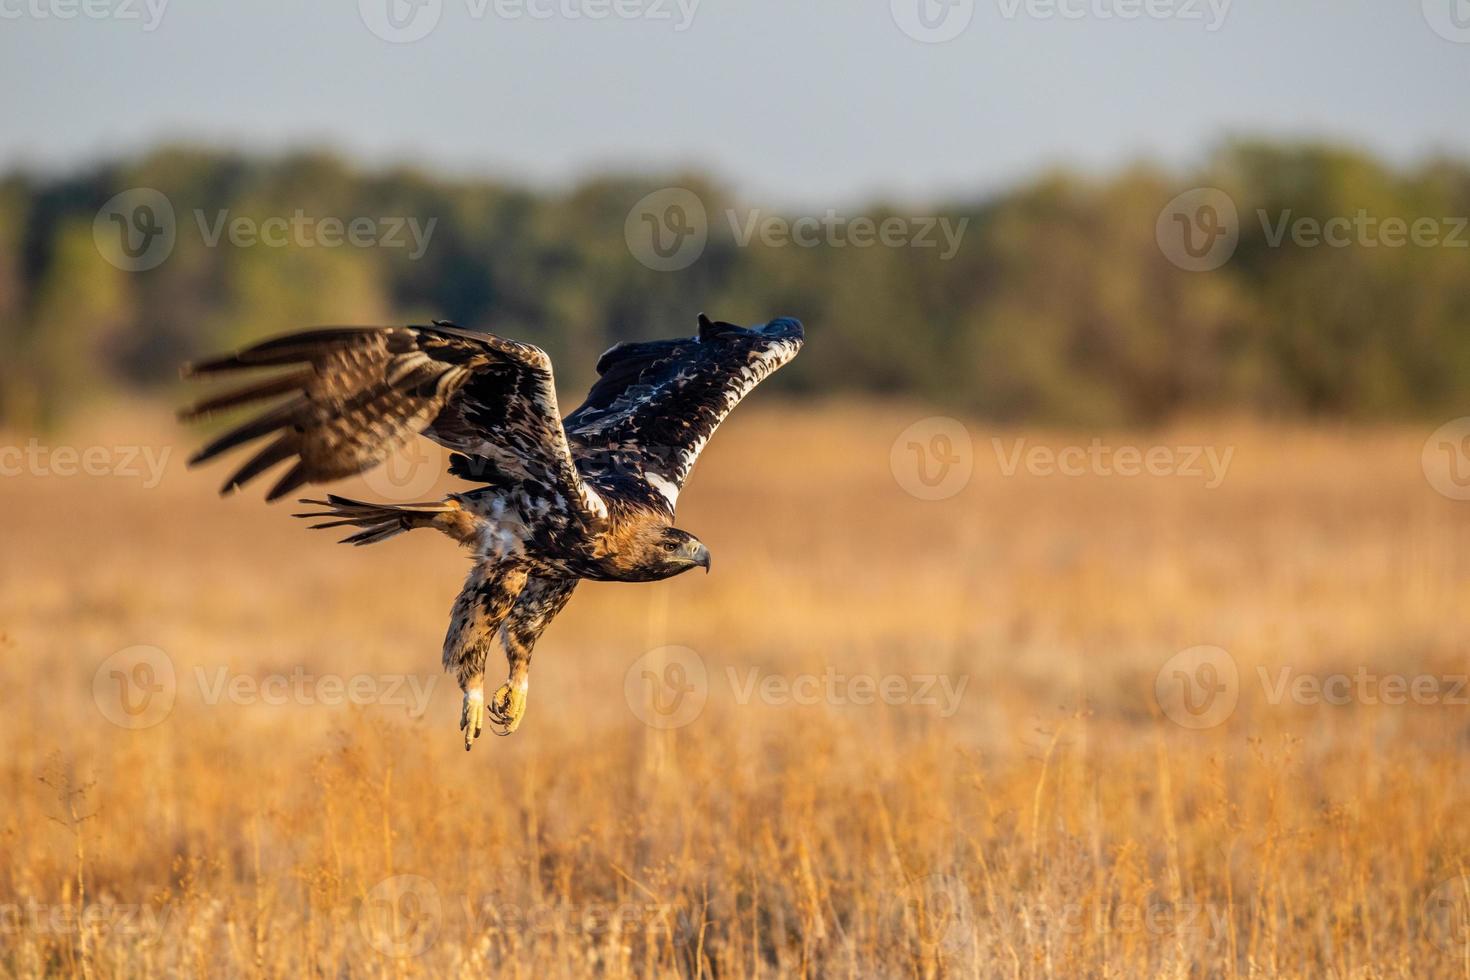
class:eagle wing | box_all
[181,322,607,522]
[563,315,804,513]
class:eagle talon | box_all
[486,680,528,735]
[461,686,485,751]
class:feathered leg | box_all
[444,562,529,750]
[486,577,579,736]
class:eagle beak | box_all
[690,541,711,574]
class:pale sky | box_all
[2,0,1467,205]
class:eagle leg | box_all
[482,577,579,738]
[444,563,529,751]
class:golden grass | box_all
[2,403,1469,977]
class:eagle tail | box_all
[291,494,469,547]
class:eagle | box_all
[181,313,803,749]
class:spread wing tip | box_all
[695,313,803,345]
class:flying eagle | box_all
[182,314,803,748]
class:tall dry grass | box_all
[1,403,1468,977]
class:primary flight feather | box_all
[181,313,804,748]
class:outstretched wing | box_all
[181,322,607,521]
[563,315,803,513]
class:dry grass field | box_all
[2,403,1469,978]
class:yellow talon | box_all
[461,687,485,751]
[487,680,528,735]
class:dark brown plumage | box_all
[183,313,803,748]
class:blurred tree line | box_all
[1,141,1466,427]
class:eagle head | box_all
[641,527,712,580]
